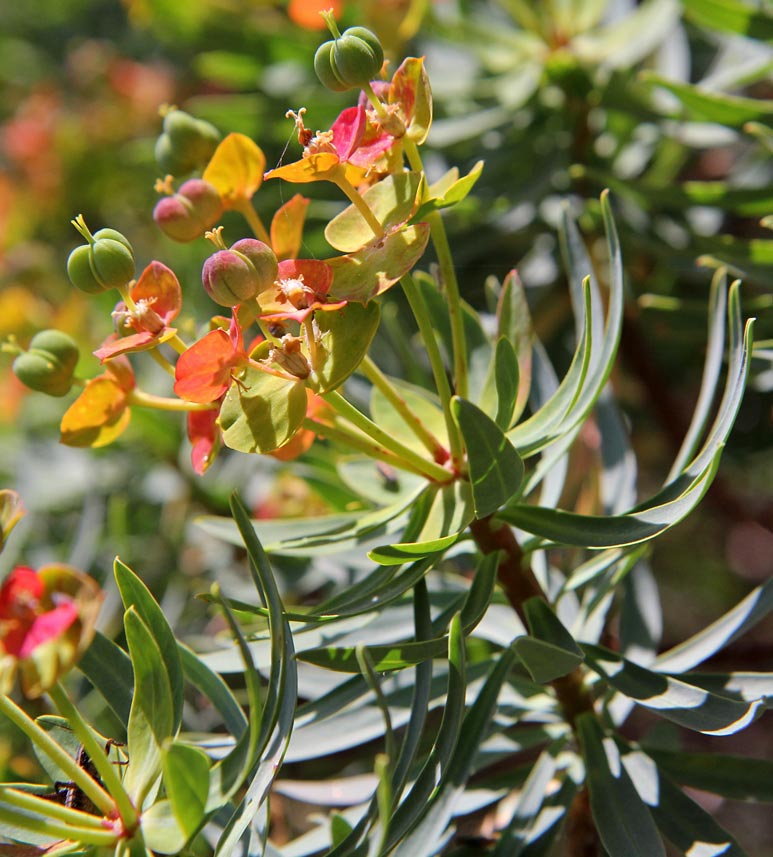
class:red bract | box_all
[94,261,182,361]
[174,315,246,404]
[187,406,222,474]
[0,564,103,698]
[258,259,346,324]
[264,106,392,185]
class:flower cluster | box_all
[6,35,445,479]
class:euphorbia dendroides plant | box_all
[0,12,769,857]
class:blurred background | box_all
[0,0,771,852]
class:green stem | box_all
[322,390,453,483]
[147,347,176,377]
[403,138,468,399]
[0,694,113,818]
[236,198,272,246]
[358,356,449,464]
[305,418,447,483]
[362,81,390,124]
[333,173,385,238]
[0,785,109,830]
[127,388,218,412]
[0,803,118,847]
[1,340,23,358]
[400,273,464,465]
[48,682,138,832]
[427,211,468,399]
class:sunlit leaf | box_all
[59,376,131,448]
[315,301,381,393]
[413,160,484,220]
[270,194,309,261]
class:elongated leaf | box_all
[178,643,247,740]
[490,742,569,857]
[123,607,174,804]
[367,532,459,566]
[369,376,448,458]
[576,714,665,857]
[650,772,748,856]
[655,578,773,673]
[383,612,466,851]
[583,644,765,735]
[162,742,210,841]
[115,559,184,733]
[642,72,773,127]
[498,448,722,547]
[496,270,533,425]
[683,0,773,40]
[390,648,518,856]
[452,396,524,518]
[514,598,584,684]
[213,495,298,855]
[478,336,520,431]
[646,747,773,802]
[78,631,133,727]
[297,552,497,673]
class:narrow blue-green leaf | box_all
[514,598,584,683]
[498,449,721,547]
[123,607,174,804]
[655,578,773,673]
[162,742,210,841]
[490,742,568,856]
[297,551,497,673]
[681,672,773,704]
[666,268,727,482]
[583,644,765,735]
[496,269,532,425]
[325,580,436,857]
[642,72,773,127]
[384,611,466,852]
[391,648,518,855]
[683,0,773,40]
[114,558,184,733]
[78,630,133,727]
[647,747,773,802]
[645,759,748,856]
[576,714,665,857]
[213,494,298,855]
[508,279,593,455]
[479,336,520,432]
[367,533,459,566]
[178,642,247,740]
[452,396,524,518]
[510,191,624,456]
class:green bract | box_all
[12,330,79,397]
[314,25,384,92]
[66,216,135,294]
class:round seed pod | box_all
[202,239,278,307]
[13,330,80,397]
[154,179,223,242]
[156,109,221,176]
[314,26,383,92]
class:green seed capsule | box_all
[156,109,221,176]
[314,25,384,92]
[13,330,80,397]
[67,217,135,293]
[67,244,105,294]
[314,41,349,92]
[333,27,383,87]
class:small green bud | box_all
[13,330,80,397]
[66,244,104,294]
[314,42,349,93]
